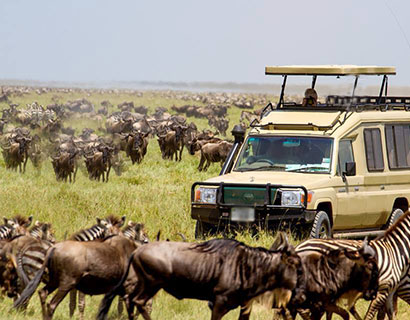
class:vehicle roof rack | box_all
[265,65,396,76]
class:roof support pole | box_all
[351,75,359,97]
[311,75,317,89]
[278,75,287,108]
[378,75,387,104]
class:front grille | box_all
[223,187,277,206]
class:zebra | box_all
[0,215,33,240]
[2,220,54,301]
[70,215,126,241]
[296,211,410,320]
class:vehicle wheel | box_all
[387,208,404,228]
[195,221,216,240]
[310,211,332,239]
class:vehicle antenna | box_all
[383,0,410,51]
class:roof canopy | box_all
[265,65,396,76]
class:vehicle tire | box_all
[310,211,332,239]
[387,208,404,228]
[195,220,216,240]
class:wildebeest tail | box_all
[13,247,55,309]
[97,250,136,320]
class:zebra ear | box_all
[128,220,134,227]
[26,216,33,227]
[3,217,8,225]
[34,220,40,227]
[119,215,126,227]
[96,217,101,224]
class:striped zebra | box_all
[296,211,410,320]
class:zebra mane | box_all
[383,210,410,239]
[6,214,32,227]
[103,214,124,226]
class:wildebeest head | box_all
[270,233,305,306]
[343,239,379,301]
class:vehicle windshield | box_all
[234,136,333,173]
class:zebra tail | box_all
[15,251,30,287]
[97,250,136,320]
[13,247,55,309]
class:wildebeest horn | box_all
[361,237,376,258]
[269,232,289,252]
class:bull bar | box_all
[191,181,308,208]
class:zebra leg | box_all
[78,291,86,320]
[69,290,76,317]
[364,291,390,320]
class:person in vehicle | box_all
[302,88,318,107]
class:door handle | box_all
[380,185,385,190]
[354,187,359,191]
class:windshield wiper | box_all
[286,165,328,172]
[237,164,286,172]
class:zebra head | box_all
[96,215,126,237]
[1,215,33,240]
[30,221,56,243]
[122,221,149,244]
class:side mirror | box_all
[342,161,356,182]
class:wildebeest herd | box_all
[1,211,410,319]
[0,87,263,181]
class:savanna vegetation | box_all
[0,88,408,319]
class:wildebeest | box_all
[14,225,146,320]
[97,233,303,320]
[198,140,233,171]
[157,126,186,161]
[51,150,78,183]
[289,239,379,320]
[208,117,229,136]
[125,131,149,165]
[1,134,31,173]
[84,144,115,182]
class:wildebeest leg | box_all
[198,155,205,171]
[39,285,55,320]
[47,288,71,319]
[23,155,28,173]
[78,291,86,320]
[69,290,76,317]
[117,297,124,315]
[324,304,349,320]
[106,165,111,182]
[178,145,183,161]
[238,304,251,320]
[210,296,230,320]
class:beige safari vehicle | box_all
[191,65,410,239]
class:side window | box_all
[364,128,384,172]
[338,140,354,175]
[385,124,410,169]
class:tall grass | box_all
[0,90,408,319]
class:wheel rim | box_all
[318,223,329,239]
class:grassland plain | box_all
[0,90,409,319]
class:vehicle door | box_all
[333,138,366,229]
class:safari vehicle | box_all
[191,65,410,239]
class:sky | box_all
[1,0,410,86]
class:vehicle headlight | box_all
[281,189,303,207]
[195,187,217,204]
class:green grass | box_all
[0,90,409,319]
